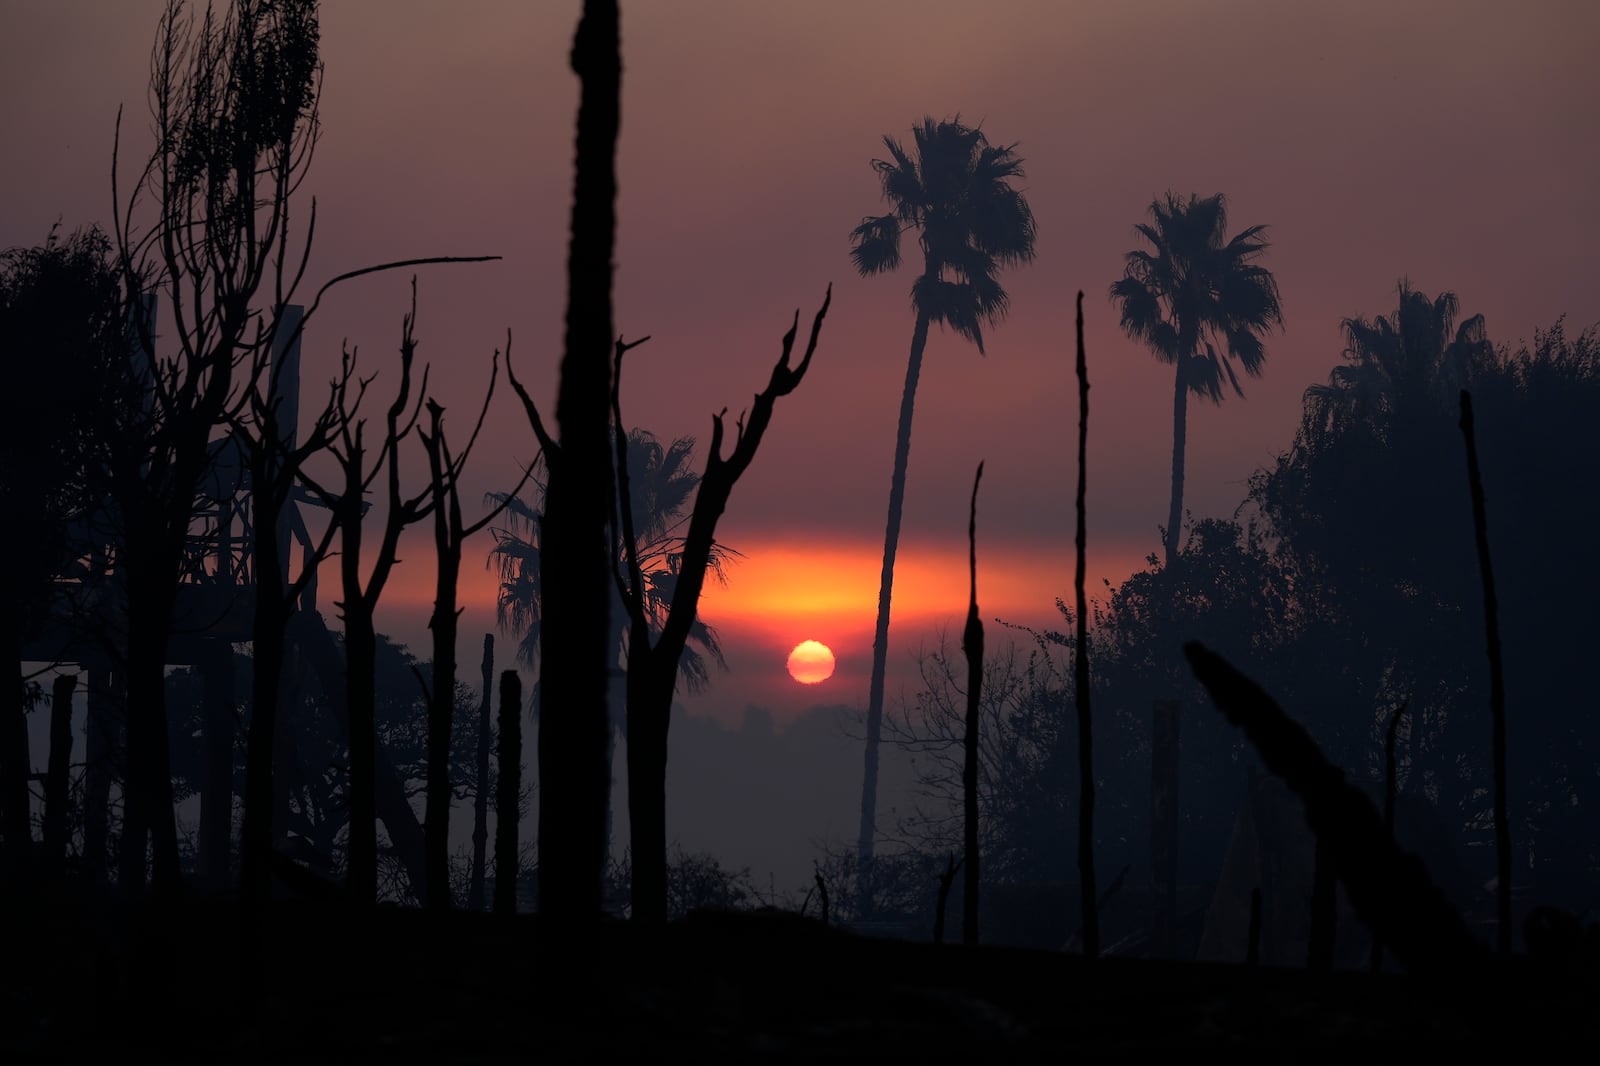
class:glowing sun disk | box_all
[787,640,836,684]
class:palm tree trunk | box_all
[859,301,933,892]
[1165,356,1189,568]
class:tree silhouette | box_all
[233,314,343,919]
[487,429,731,684]
[613,290,830,925]
[1110,192,1282,567]
[962,462,984,947]
[415,359,528,910]
[486,426,732,861]
[849,116,1037,885]
[106,0,325,898]
[1302,281,1492,451]
[0,225,129,896]
[301,285,436,904]
[519,0,623,922]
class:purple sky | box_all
[5,0,1598,725]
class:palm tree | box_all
[1110,192,1283,568]
[488,428,730,685]
[1302,281,1491,450]
[486,427,731,867]
[849,116,1037,877]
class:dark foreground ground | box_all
[4,898,1596,1063]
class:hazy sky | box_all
[4,0,1598,726]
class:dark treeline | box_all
[875,295,1599,964]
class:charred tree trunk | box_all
[199,641,234,892]
[43,672,77,873]
[537,0,622,924]
[962,464,984,948]
[241,584,287,912]
[625,645,672,926]
[82,663,118,885]
[342,606,379,905]
[609,295,830,926]
[120,562,183,899]
[424,516,461,911]
[469,634,494,911]
[417,387,521,911]
[495,669,522,917]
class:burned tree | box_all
[302,285,434,905]
[495,668,523,917]
[962,462,984,947]
[106,0,326,897]
[504,0,623,922]
[415,358,529,910]
[611,289,831,925]
[0,226,128,895]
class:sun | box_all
[786,640,836,684]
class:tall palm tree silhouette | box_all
[1111,192,1283,568]
[1303,281,1491,448]
[849,116,1037,876]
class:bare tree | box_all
[301,284,434,905]
[107,0,325,897]
[612,290,831,925]
[232,313,347,915]
[415,357,530,910]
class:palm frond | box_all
[849,214,903,276]
[1113,191,1280,391]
